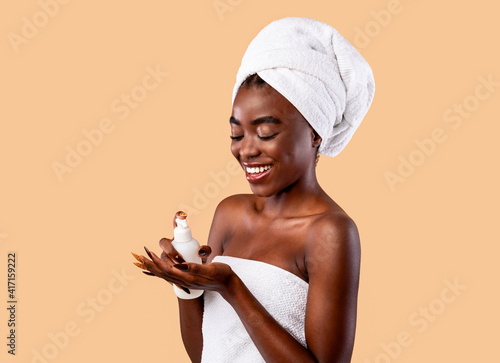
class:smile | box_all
[243,164,274,182]
[245,165,273,174]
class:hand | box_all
[132,238,236,296]
[131,237,191,293]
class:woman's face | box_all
[230,85,320,197]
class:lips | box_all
[243,163,273,182]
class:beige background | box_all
[1,0,499,362]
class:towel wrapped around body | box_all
[201,256,309,363]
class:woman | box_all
[133,17,375,363]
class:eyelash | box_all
[230,134,278,141]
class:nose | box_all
[237,135,261,160]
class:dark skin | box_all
[134,85,361,363]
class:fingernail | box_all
[133,262,147,270]
[175,254,186,263]
[178,285,191,294]
[198,246,211,258]
[144,246,153,259]
[173,263,189,271]
[131,252,144,263]
[142,271,155,276]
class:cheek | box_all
[280,140,314,174]
[230,143,239,158]
[271,134,309,162]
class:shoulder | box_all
[309,211,359,243]
[206,194,256,257]
[304,211,360,273]
[213,193,258,219]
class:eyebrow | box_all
[229,116,283,126]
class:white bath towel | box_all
[232,17,375,158]
[201,256,309,363]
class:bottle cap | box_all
[173,212,192,242]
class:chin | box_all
[249,180,292,198]
[249,184,276,198]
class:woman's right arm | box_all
[165,202,227,362]
[177,296,204,363]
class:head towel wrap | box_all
[232,17,375,157]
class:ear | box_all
[312,130,322,148]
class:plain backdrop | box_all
[1,1,499,362]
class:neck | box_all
[259,167,327,218]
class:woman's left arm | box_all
[303,214,361,362]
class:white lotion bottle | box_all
[171,212,204,299]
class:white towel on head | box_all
[232,17,375,157]
[201,256,309,363]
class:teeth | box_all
[246,165,272,174]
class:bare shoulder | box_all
[215,194,255,215]
[305,210,361,273]
[206,194,255,259]
[310,211,359,244]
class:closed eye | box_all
[230,133,279,141]
[258,133,279,141]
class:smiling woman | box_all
[230,79,321,196]
[134,16,375,363]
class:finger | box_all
[173,263,189,272]
[173,263,215,281]
[141,270,177,289]
[144,252,194,284]
[175,284,191,295]
[138,256,161,275]
[131,252,145,263]
[133,262,148,270]
[158,238,186,264]
[144,246,154,260]
[145,247,173,271]
[141,252,168,275]
[198,245,212,264]
[147,249,167,268]
[173,211,187,228]
[141,257,194,286]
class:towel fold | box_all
[201,256,309,363]
[232,17,375,157]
